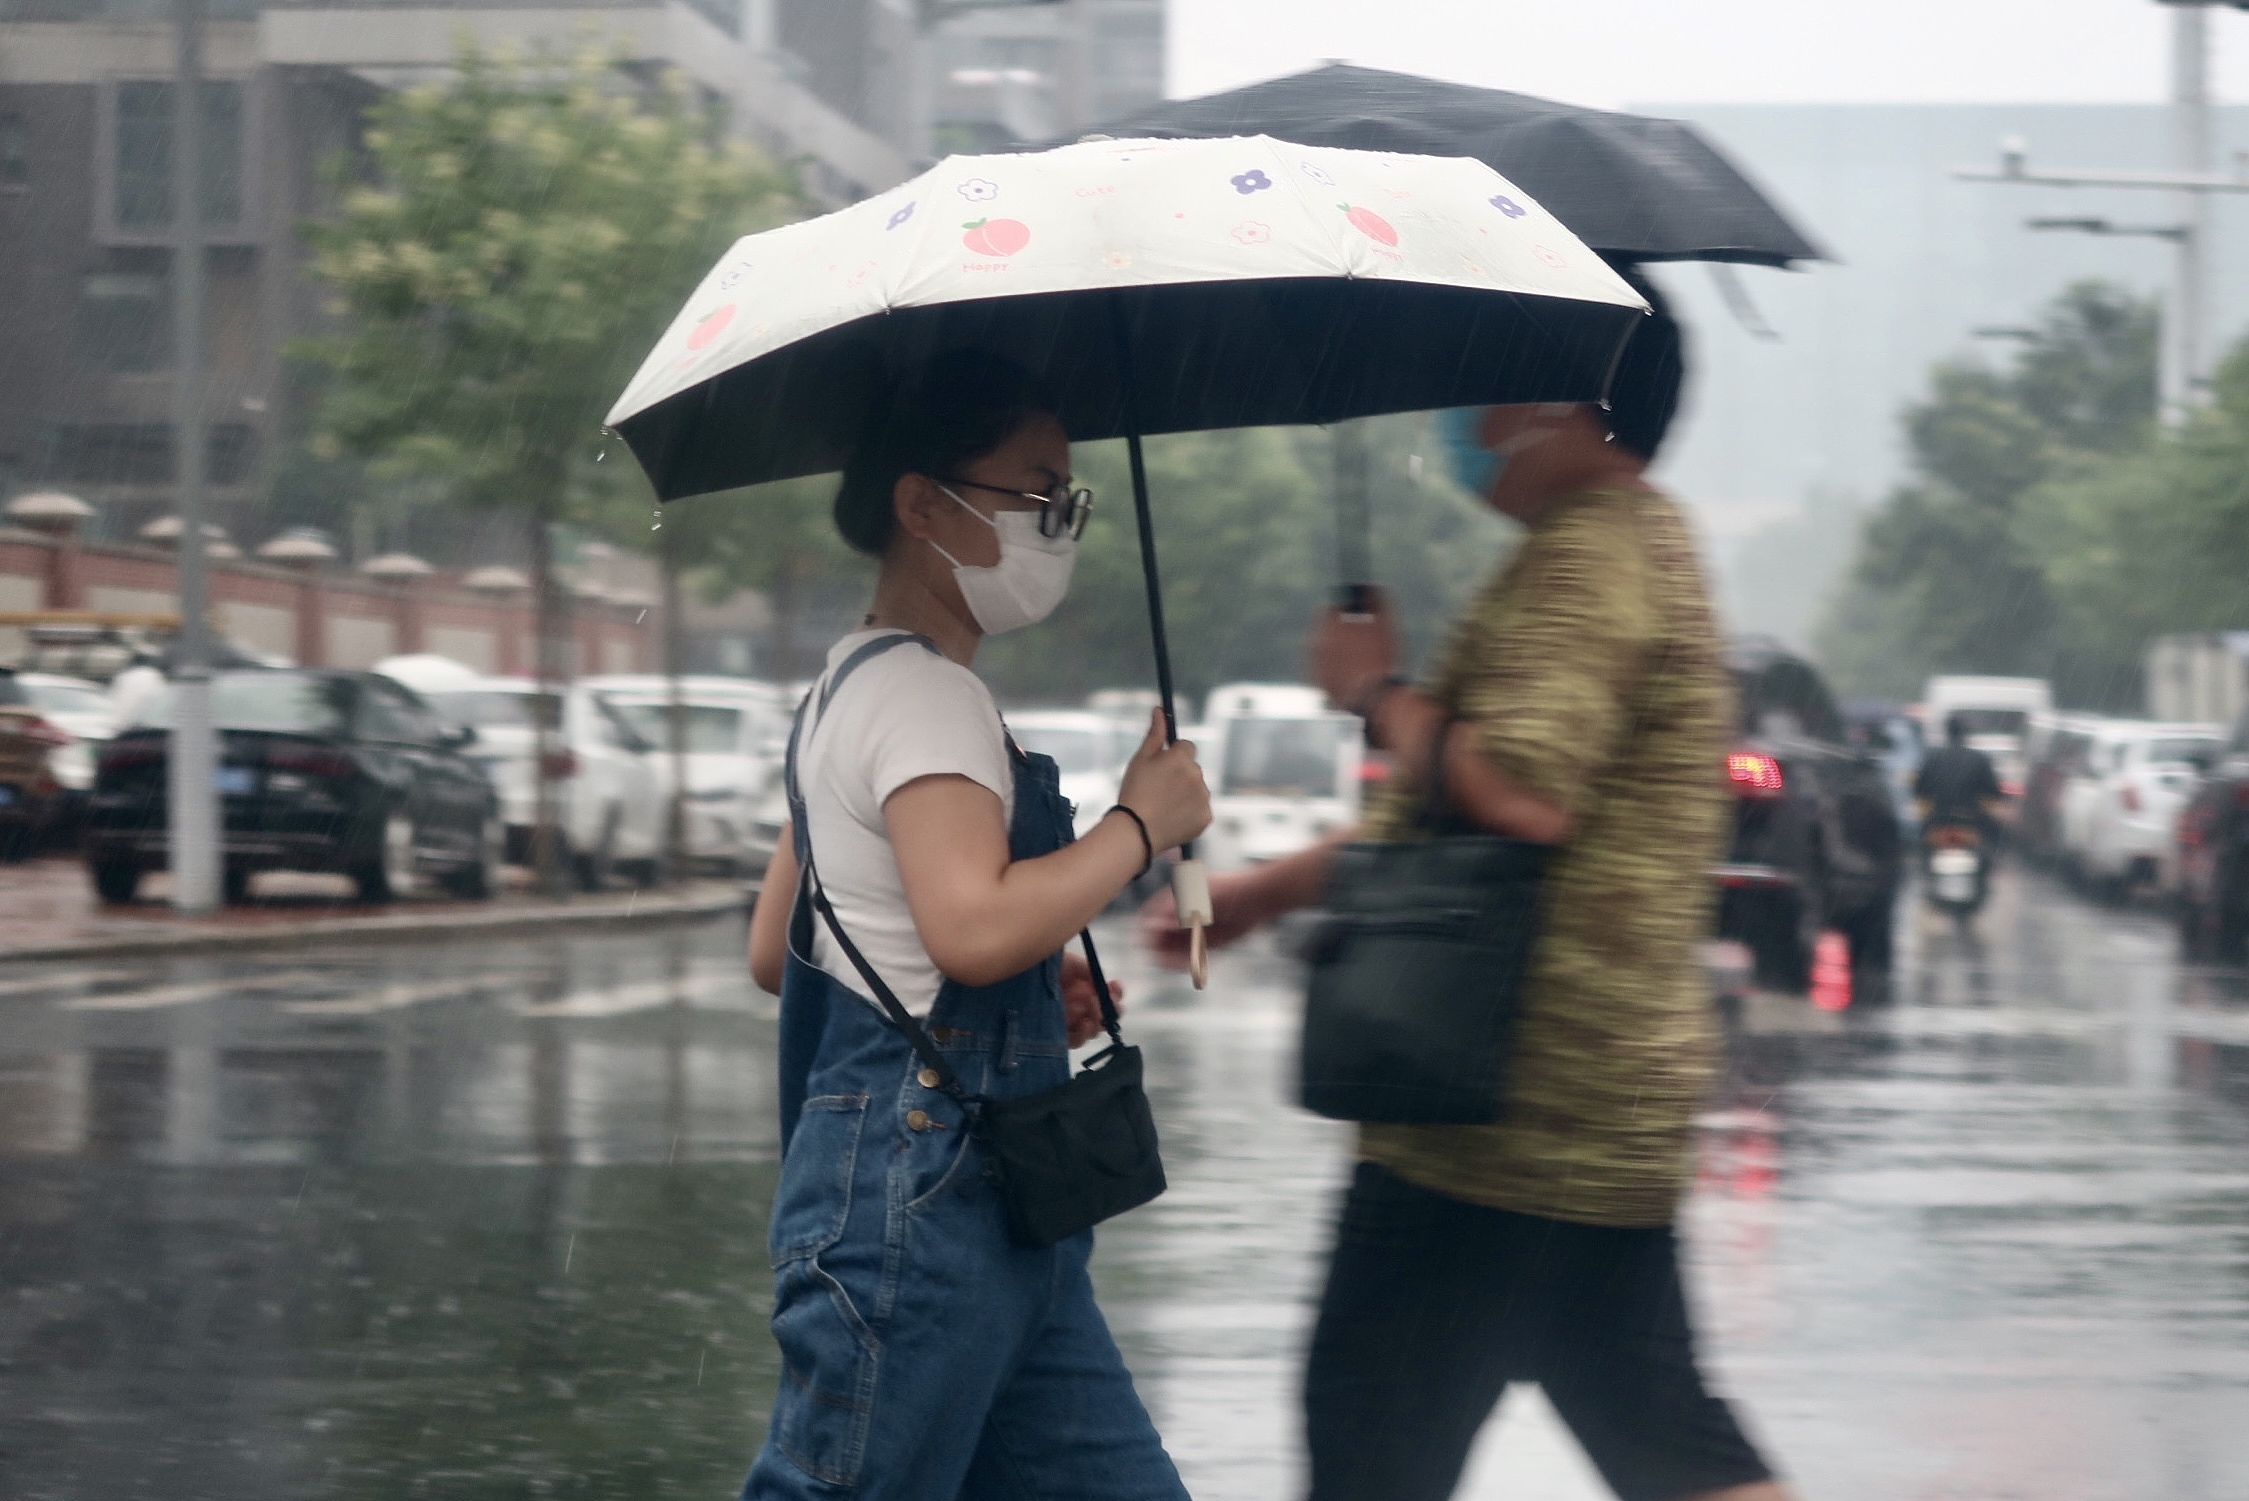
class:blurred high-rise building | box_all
[0,0,1163,538]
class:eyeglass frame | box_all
[937,476,1095,540]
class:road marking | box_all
[59,969,329,1012]
[515,973,749,1018]
[282,975,518,1017]
[0,968,142,999]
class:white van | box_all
[1921,676,2053,798]
[1195,683,1363,873]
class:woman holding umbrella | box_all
[744,348,1209,1501]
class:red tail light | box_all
[268,741,357,780]
[540,747,579,780]
[2001,778,2024,799]
[2120,784,2142,813]
[1357,756,1392,785]
[1725,750,1785,798]
[23,718,75,748]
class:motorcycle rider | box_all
[1912,713,2003,836]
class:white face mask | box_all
[930,484,1079,635]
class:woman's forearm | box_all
[748,833,797,994]
[1365,687,1572,843]
[887,776,1149,987]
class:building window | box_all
[47,424,175,486]
[0,113,27,190]
[78,249,173,373]
[207,423,254,486]
[113,80,245,230]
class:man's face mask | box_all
[1435,405,1578,499]
[929,485,1079,635]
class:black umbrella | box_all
[1084,64,1825,606]
[1085,63,1825,268]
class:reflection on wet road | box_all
[2,864,2246,1499]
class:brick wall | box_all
[0,526,651,678]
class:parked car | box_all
[419,677,665,889]
[0,675,71,860]
[597,677,790,874]
[1195,683,1363,874]
[2059,722,2221,897]
[11,671,121,830]
[1718,640,1904,990]
[83,669,502,904]
[2177,709,2249,955]
[2018,712,2104,864]
[1008,709,1133,839]
[2078,724,2222,900]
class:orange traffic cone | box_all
[1810,930,1853,1012]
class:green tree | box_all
[299,39,797,881]
[2014,340,2249,698]
[1816,281,2158,703]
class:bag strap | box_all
[784,633,1121,1106]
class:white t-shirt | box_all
[796,631,1014,1016]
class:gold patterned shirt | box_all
[1358,485,1731,1227]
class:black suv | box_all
[1716,640,1904,990]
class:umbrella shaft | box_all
[1122,425,1196,863]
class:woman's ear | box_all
[893,471,941,543]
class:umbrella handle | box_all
[1173,858,1212,991]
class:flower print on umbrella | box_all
[957,178,1000,203]
[887,200,918,231]
[1489,194,1527,220]
[715,258,753,290]
[1300,160,1336,187]
[1230,220,1272,246]
[1231,168,1273,195]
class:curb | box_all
[1,883,757,965]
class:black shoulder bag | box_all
[787,640,1165,1248]
[1299,724,1552,1124]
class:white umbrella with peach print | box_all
[608,133,1647,984]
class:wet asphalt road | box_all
[2,865,2247,1501]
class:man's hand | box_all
[1309,590,1401,712]
[1061,950,1122,1048]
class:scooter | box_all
[1921,818,1990,924]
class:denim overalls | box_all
[743,633,1188,1501]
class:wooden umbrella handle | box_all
[1173,858,1213,991]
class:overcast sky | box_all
[1169,0,2249,110]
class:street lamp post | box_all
[1955,0,2249,426]
[168,0,221,914]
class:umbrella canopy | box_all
[1085,64,1825,270]
[607,134,1646,501]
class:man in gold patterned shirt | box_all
[1143,285,1789,1501]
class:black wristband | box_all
[1106,804,1154,877]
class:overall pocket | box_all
[765,1093,880,1487]
[769,1093,868,1265]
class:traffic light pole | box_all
[168,0,220,914]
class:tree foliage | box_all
[1817,282,2159,704]
[298,40,798,530]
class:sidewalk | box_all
[0,855,751,963]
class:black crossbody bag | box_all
[1299,725,1552,1124]
[786,639,1165,1249]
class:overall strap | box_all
[784,633,1125,1098]
[784,632,974,1103]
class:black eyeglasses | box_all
[940,477,1095,540]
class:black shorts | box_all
[1305,1162,1774,1501]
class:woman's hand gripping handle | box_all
[1114,708,1216,987]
